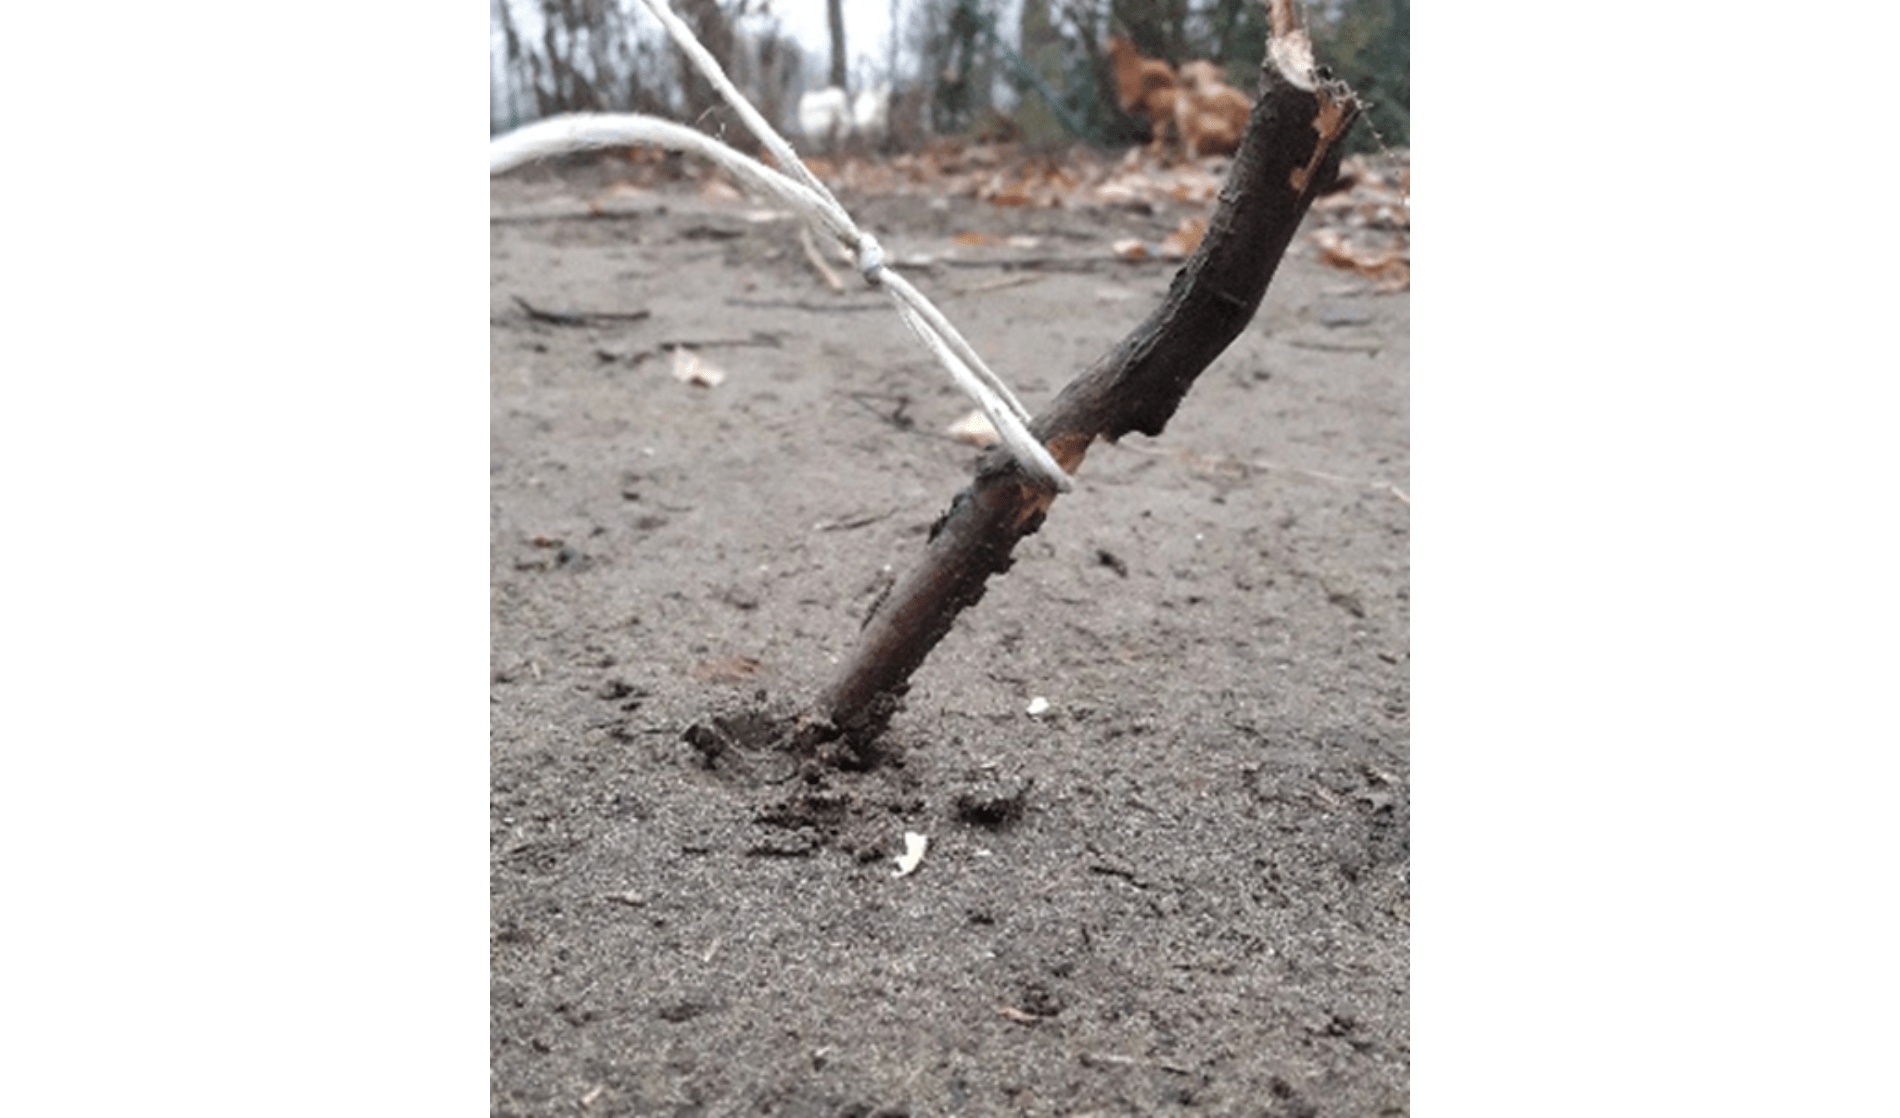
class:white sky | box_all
[493,0,1026,110]
[754,0,917,84]
[698,1,1025,85]
[767,0,892,69]
[752,0,1026,85]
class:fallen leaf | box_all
[1159,216,1207,258]
[1112,238,1149,260]
[1311,228,1410,290]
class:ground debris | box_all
[994,1003,1048,1025]
[680,708,796,784]
[892,831,929,877]
[690,656,764,682]
[1307,154,1410,290]
[953,776,1034,829]
[571,139,1406,278]
[669,346,726,387]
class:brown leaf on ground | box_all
[979,176,1033,208]
[1311,227,1410,292]
[552,131,1408,291]
[1159,216,1208,259]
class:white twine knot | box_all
[856,235,887,286]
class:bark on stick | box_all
[799,18,1360,752]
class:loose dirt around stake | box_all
[491,155,1409,1116]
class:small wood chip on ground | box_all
[950,271,1046,297]
[669,346,727,387]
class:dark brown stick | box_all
[512,294,652,325]
[798,22,1360,751]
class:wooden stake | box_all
[796,25,1361,753]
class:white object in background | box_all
[851,86,891,141]
[796,86,850,146]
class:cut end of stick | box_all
[1265,0,1318,92]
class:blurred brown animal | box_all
[1174,60,1252,159]
[1107,39,1253,162]
[1106,36,1179,158]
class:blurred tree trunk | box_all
[1113,0,1182,60]
[1016,0,1066,145]
[675,0,737,121]
[827,0,848,88]
[1203,0,1266,63]
[888,0,900,80]
[927,0,989,133]
[493,0,529,131]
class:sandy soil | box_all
[491,154,1409,1116]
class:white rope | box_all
[488,113,850,244]
[487,0,1072,493]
